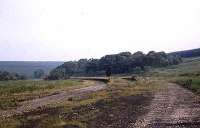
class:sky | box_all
[0,0,200,61]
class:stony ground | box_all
[131,83,200,128]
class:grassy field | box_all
[145,57,200,93]
[0,78,161,128]
[146,57,200,77]
[0,80,86,110]
[1,57,200,128]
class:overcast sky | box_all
[0,0,200,61]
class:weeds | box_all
[175,77,200,94]
[0,78,157,128]
[0,80,82,109]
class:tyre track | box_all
[130,83,200,128]
[0,81,106,119]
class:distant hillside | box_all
[170,48,200,58]
[48,51,182,79]
[0,61,63,79]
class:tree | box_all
[86,59,99,74]
[33,69,45,79]
[47,50,182,79]
[0,71,26,81]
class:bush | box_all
[0,71,26,81]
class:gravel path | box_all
[0,81,106,119]
[130,83,200,128]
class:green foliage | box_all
[0,80,79,95]
[33,69,45,79]
[0,71,26,81]
[48,51,182,79]
[0,78,157,128]
[175,77,200,93]
[145,57,200,77]
[0,98,17,109]
[0,80,80,109]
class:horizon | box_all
[0,0,200,61]
[0,47,199,62]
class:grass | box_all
[173,76,200,94]
[1,57,200,128]
[0,80,85,109]
[145,57,200,77]
[0,80,80,95]
[0,78,160,128]
[145,57,200,94]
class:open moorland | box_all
[0,56,199,128]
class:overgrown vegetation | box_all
[145,56,200,94]
[48,51,182,79]
[33,69,45,79]
[144,57,200,77]
[174,77,200,94]
[0,71,26,81]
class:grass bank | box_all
[144,57,200,94]
[173,76,200,94]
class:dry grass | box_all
[0,78,161,128]
[0,80,91,110]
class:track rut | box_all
[130,83,200,128]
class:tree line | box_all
[47,51,182,80]
[0,69,45,81]
[0,71,26,81]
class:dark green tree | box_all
[33,69,45,79]
[47,51,182,79]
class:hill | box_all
[170,48,200,58]
[0,61,63,79]
[48,51,182,79]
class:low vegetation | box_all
[1,49,200,128]
[145,56,200,94]
[0,80,83,109]
[174,77,200,94]
[0,78,161,128]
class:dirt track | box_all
[130,83,200,128]
[1,80,200,128]
[0,81,106,119]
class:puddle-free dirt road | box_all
[131,83,200,128]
